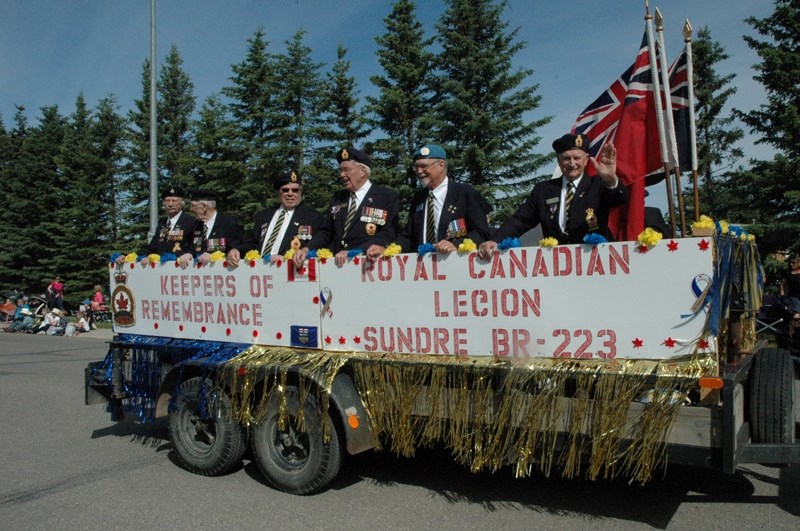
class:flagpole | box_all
[148,0,158,241]
[655,8,686,236]
[684,20,700,220]
[645,1,677,237]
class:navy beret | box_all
[336,147,372,168]
[552,133,591,154]
[161,186,185,200]
[190,188,218,201]
[273,171,302,189]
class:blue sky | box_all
[0,1,776,211]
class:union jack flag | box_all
[667,48,692,172]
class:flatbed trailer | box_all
[85,231,800,494]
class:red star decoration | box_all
[237,367,247,376]
[353,336,361,344]
[698,339,710,350]
[320,258,328,264]
[338,336,346,344]
[275,259,283,267]
[353,257,360,265]
[632,338,644,348]
[324,336,332,345]
[636,245,649,253]
[698,239,710,251]
[667,240,679,252]
[297,266,307,275]
[663,337,677,348]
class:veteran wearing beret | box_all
[227,171,324,267]
[179,188,243,267]
[142,186,196,259]
[369,144,490,257]
[478,134,627,259]
[293,147,399,268]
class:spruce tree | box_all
[158,45,196,192]
[92,96,127,258]
[432,0,551,223]
[366,0,435,220]
[729,0,800,256]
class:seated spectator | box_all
[1,298,15,322]
[38,308,66,335]
[73,311,91,335]
[7,308,34,333]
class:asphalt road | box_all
[1,330,799,530]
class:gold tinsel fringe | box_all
[219,347,715,484]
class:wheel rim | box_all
[176,398,218,457]
[268,415,311,470]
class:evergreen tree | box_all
[366,0,435,220]
[221,27,280,218]
[431,0,552,223]
[92,95,127,258]
[730,0,800,256]
[686,27,744,219]
[158,44,196,191]
[324,44,371,148]
[0,107,32,291]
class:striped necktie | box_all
[263,209,286,255]
[343,193,357,235]
[564,182,575,227]
[426,191,436,243]
[160,219,172,242]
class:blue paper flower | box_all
[417,243,435,255]
[498,237,521,250]
[109,252,122,263]
[307,249,318,258]
[583,233,608,245]
[262,254,272,264]
[347,248,363,258]
[161,253,176,262]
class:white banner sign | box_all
[111,239,715,360]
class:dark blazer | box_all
[144,211,196,255]
[397,180,491,251]
[237,203,325,256]
[492,175,628,245]
[192,212,243,255]
[308,183,399,253]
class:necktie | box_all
[564,182,575,227]
[263,209,286,255]
[426,192,436,243]
[343,193,357,235]
[199,223,208,252]
[160,219,172,242]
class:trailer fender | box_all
[329,372,374,455]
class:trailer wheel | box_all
[168,377,246,475]
[749,348,796,444]
[251,386,343,494]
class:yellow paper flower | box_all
[317,248,333,260]
[383,243,402,257]
[124,252,138,263]
[283,248,296,260]
[209,251,226,262]
[637,227,662,248]
[244,250,261,260]
[718,220,729,233]
[539,237,558,248]
[692,215,715,230]
[457,239,477,253]
[148,253,161,264]
[748,234,756,241]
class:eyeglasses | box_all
[340,165,361,176]
[280,187,301,194]
[413,160,441,171]
[793,317,800,321]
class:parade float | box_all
[85,223,800,494]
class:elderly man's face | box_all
[414,158,446,189]
[190,201,211,221]
[278,184,302,210]
[557,149,589,181]
[163,196,183,217]
[339,162,368,193]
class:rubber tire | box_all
[749,348,796,444]
[168,376,246,476]
[251,386,343,494]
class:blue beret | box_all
[336,147,372,168]
[413,144,447,161]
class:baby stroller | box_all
[758,295,800,374]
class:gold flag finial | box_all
[683,19,693,41]
[654,7,663,30]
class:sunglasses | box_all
[280,187,301,193]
